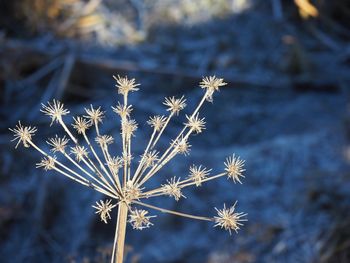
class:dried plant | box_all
[10,75,247,263]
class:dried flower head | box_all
[9,121,37,148]
[147,115,167,131]
[112,103,133,118]
[162,177,185,201]
[129,209,156,230]
[114,75,140,96]
[41,99,69,125]
[47,135,70,153]
[214,202,247,235]
[163,96,186,115]
[141,150,159,168]
[200,76,227,102]
[84,105,105,124]
[70,145,89,162]
[72,116,91,134]
[173,137,191,156]
[185,114,206,134]
[93,199,116,224]
[123,181,143,203]
[95,135,114,146]
[107,156,123,173]
[188,165,211,186]
[122,153,133,165]
[121,119,138,138]
[36,156,56,171]
[224,154,245,184]
[11,75,247,263]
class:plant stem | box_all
[111,202,128,263]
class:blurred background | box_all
[1,0,350,262]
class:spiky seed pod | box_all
[128,209,156,230]
[70,146,89,162]
[214,202,247,235]
[224,154,245,184]
[9,121,37,148]
[47,135,70,153]
[200,76,227,102]
[113,75,140,96]
[163,96,186,115]
[36,156,56,171]
[112,103,133,118]
[84,105,105,124]
[41,99,69,125]
[95,135,114,146]
[147,115,167,132]
[188,165,211,186]
[92,199,116,224]
[162,177,185,201]
[185,114,206,134]
[72,116,91,134]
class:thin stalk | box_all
[133,201,213,222]
[132,128,157,184]
[150,112,173,149]
[111,202,128,263]
[83,132,119,191]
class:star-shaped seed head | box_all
[70,145,89,162]
[188,165,211,186]
[224,154,245,183]
[214,202,247,235]
[47,135,70,153]
[92,199,116,224]
[114,75,140,96]
[147,115,167,132]
[84,105,105,125]
[36,156,56,171]
[185,114,206,134]
[9,121,37,148]
[173,137,191,156]
[95,135,114,147]
[162,177,185,201]
[41,99,69,125]
[200,76,227,102]
[163,96,186,115]
[112,103,133,119]
[72,116,91,134]
[129,209,156,230]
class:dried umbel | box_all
[10,75,247,263]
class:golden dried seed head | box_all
[185,113,206,134]
[92,199,116,224]
[200,76,227,102]
[188,165,211,186]
[47,135,70,153]
[41,99,69,125]
[113,75,140,95]
[140,150,159,168]
[72,116,91,134]
[214,202,247,235]
[224,154,245,184]
[95,135,114,146]
[112,103,133,118]
[9,121,37,148]
[129,209,156,230]
[36,156,56,171]
[147,115,167,131]
[163,96,186,115]
[84,105,105,124]
[70,145,89,162]
[162,177,185,201]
